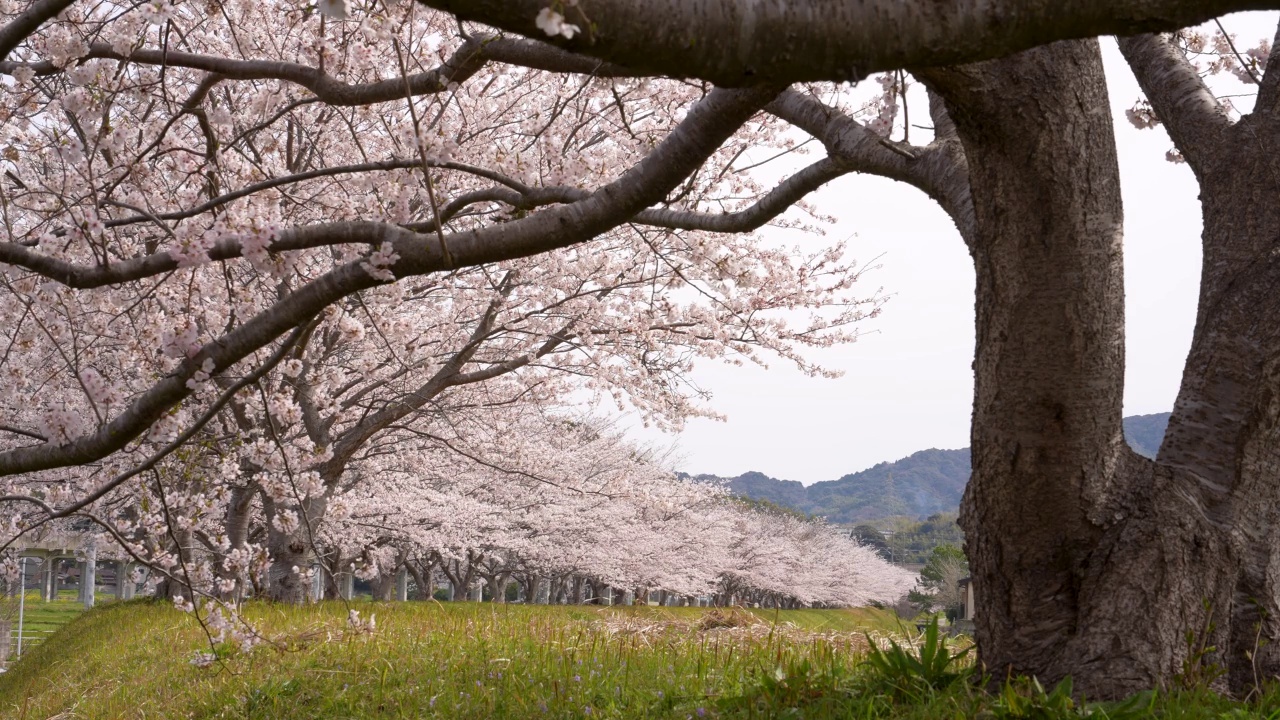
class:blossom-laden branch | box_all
[1119,22,1274,165]
[765,89,976,243]
[0,0,916,630]
[0,154,848,288]
[0,86,777,477]
[1256,21,1280,113]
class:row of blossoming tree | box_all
[321,408,913,609]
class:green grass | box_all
[744,606,903,633]
[9,593,85,634]
[0,601,879,719]
[2,591,85,656]
[1,601,1277,719]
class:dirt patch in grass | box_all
[696,607,760,630]
[591,606,870,655]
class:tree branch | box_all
[0,424,46,442]
[98,159,527,232]
[1256,19,1280,114]
[0,35,636,106]
[0,260,379,475]
[1118,33,1233,168]
[0,221,409,288]
[5,151,839,288]
[0,0,76,62]
[9,321,311,520]
[766,89,975,243]
[437,158,848,233]
[414,0,1280,86]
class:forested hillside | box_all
[688,448,968,522]
[699,412,1171,520]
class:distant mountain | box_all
[1123,412,1170,459]
[692,448,970,523]
[719,471,809,510]
[696,412,1170,521]
[804,448,971,523]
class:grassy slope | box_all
[4,601,1275,720]
[0,601,896,720]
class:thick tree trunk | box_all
[371,571,397,602]
[262,495,327,604]
[488,572,511,603]
[265,536,312,604]
[526,574,543,604]
[903,32,1280,695]
[368,550,409,602]
[406,561,435,600]
[924,39,1237,698]
[1165,109,1280,690]
[215,485,255,601]
[443,560,475,602]
[153,530,194,602]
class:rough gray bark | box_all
[765,89,975,240]
[214,486,255,601]
[264,540,311,604]
[0,36,636,106]
[1120,30,1280,692]
[522,574,543,604]
[483,572,511,603]
[406,559,436,600]
[370,572,397,602]
[440,554,479,602]
[153,529,195,603]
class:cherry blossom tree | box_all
[0,0,891,620]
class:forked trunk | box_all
[406,562,435,600]
[216,486,255,601]
[924,39,1236,698]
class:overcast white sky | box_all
[631,14,1276,485]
